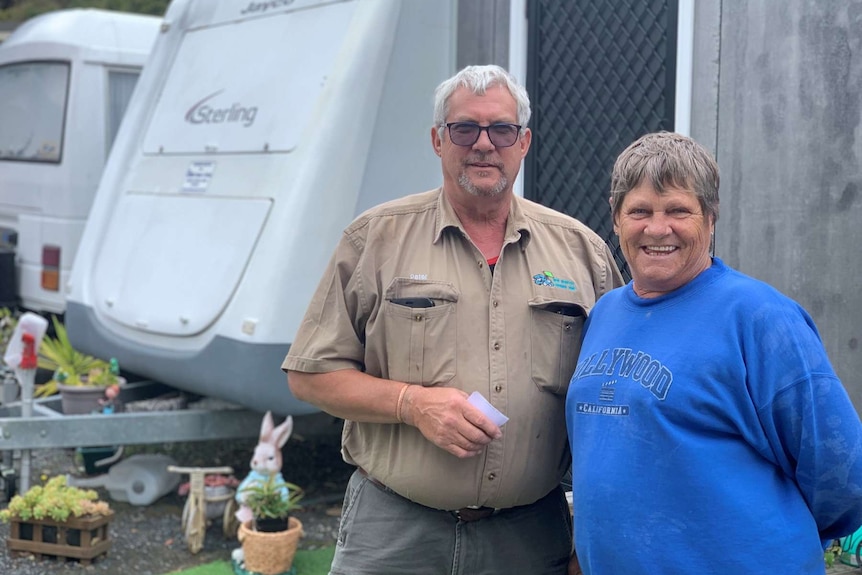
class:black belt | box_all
[357,468,502,523]
[452,506,498,522]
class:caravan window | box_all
[106,69,141,157]
[0,61,69,163]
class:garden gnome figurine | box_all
[235,411,293,524]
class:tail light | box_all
[41,245,60,291]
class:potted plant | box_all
[0,306,18,361]
[35,316,124,414]
[242,474,303,532]
[236,476,304,575]
[0,475,114,565]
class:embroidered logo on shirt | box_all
[532,270,577,291]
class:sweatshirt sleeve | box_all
[749,298,862,540]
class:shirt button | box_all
[488,473,496,481]
[492,300,499,307]
[494,385,502,393]
[564,323,571,331]
[493,342,500,351]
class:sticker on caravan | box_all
[182,161,215,193]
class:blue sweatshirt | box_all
[566,258,862,574]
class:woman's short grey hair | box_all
[433,65,531,133]
[610,131,720,223]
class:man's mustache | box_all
[464,154,502,169]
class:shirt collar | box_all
[433,188,532,251]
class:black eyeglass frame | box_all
[443,122,523,148]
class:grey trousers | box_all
[328,469,572,575]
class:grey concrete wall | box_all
[689,1,721,153]
[457,0,510,69]
[692,1,862,410]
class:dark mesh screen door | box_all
[524,0,678,279]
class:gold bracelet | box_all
[396,384,409,423]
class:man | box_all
[284,65,623,575]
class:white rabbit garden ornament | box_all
[234,411,293,524]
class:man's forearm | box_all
[287,369,404,423]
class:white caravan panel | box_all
[93,194,271,335]
[143,2,355,155]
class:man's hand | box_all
[287,370,503,458]
[402,386,502,458]
[567,551,582,575]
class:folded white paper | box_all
[467,391,509,427]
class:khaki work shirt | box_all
[283,188,623,510]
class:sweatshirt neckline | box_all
[623,257,728,309]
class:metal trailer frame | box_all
[0,380,262,450]
[0,378,264,499]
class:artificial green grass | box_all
[293,546,336,573]
[167,547,335,575]
[167,561,233,575]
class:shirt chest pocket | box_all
[529,299,586,395]
[383,280,459,385]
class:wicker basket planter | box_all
[6,511,113,565]
[237,517,302,575]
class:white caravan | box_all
[0,9,160,314]
[66,0,455,415]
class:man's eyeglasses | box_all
[444,122,522,148]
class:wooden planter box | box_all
[6,511,113,565]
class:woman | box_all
[566,131,862,574]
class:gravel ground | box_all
[3,419,861,575]
[0,419,353,575]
